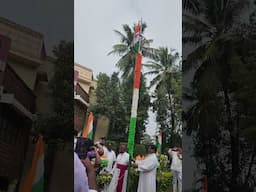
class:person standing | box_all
[134,145,159,192]
[104,143,116,173]
[107,144,129,192]
[168,145,182,192]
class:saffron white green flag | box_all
[21,135,44,192]
[82,112,94,139]
[131,22,142,53]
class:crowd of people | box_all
[74,136,182,192]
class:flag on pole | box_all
[128,20,143,158]
[157,129,162,154]
[21,135,44,192]
[131,22,142,53]
[82,112,94,139]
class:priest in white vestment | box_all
[107,144,129,192]
[134,145,159,192]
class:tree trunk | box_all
[243,146,256,188]
[223,86,239,191]
[167,88,175,144]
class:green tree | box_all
[35,41,74,190]
[91,73,128,140]
[91,73,111,117]
[183,0,256,190]
[141,133,154,145]
[108,22,155,79]
[108,72,127,140]
[145,48,181,146]
[36,41,74,141]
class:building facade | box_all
[0,17,53,191]
[74,63,94,134]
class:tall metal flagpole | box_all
[126,19,143,192]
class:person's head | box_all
[106,143,112,151]
[100,137,106,145]
[172,143,181,150]
[119,144,126,153]
[148,145,157,154]
[75,137,94,160]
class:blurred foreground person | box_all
[74,152,98,192]
[108,144,129,192]
[74,137,100,192]
[168,144,182,192]
[134,145,159,192]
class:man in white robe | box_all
[108,144,129,192]
[134,145,159,192]
[105,143,116,173]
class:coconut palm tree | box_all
[108,22,155,79]
[183,0,252,190]
[144,47,181,141]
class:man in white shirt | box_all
[104,143,116,173]
[134,145,159,192]
[168,145,182,192]
[108,144,129,192]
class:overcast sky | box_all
[75,0,182,137]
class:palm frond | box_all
[122,24,133,43]
[183,13,215,35]
[143,62,163,70]
[149,74,162,88]
[144,70,160,76]
[183,44,208,71]
[113,30,129,43]
[142,47,158,60]
[108,44,128,56]
[183,0,201,14]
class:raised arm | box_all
[137,157,158,172]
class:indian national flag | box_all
[82,112,94,139]
[157,129,162,154]
[132,21,142,53]
[21,134,44,192]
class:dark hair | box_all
[175,143,182,148]
[149,145,157,152]
[75,137,94,160]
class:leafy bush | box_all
[158,154,169,170]
[96,173,112,190]
[127,167,139,192]
[157,171,172,192]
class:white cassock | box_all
[105,150,116,173]
[137,153,159,192]
[107,152,130,192]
